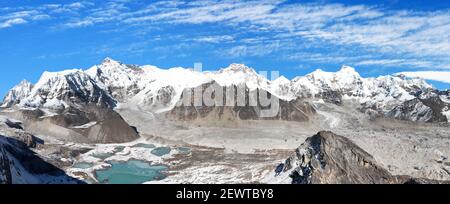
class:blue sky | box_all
[1,0,450,98]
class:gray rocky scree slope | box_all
[275,131,449,184]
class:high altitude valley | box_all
[1,58,449,184]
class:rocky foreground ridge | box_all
[272,131,449,184]
[0,117,82,184]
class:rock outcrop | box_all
[274,131,449,184]
[167,82,316,122]
[0,135,83,184]
[16,106,139,144]
[388,96,448,122]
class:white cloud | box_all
[32,14,51,20]
[0,7,52,29]
[0,1,95,30]
[64,19,95,28]
[48,1,94,13]
[68,2,86,9]
[226,45,248,57]
[0,10,39,20]
[286,52,362,64]
[357,59,404,66]
[94,0,450,69]
[399,71,450,84]
[2,0,450,70]
[193,35,234,43]
[224,41,283,57]
[0,18,27,28]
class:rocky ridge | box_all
[272,131,449,184]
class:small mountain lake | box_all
[95,160,168,184]
[92,152,114,160]
[151,147,171,156]
[114,146,126,152]
[177,147,191,154]
[132,143,156,149]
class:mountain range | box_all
[2,58,449,124]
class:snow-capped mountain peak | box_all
[101,57,122,66]
[84,58,147,101]
[305,69,335,84]
[272,76,290,84]
[269,76,296,101]
[212,64,268,90]
[337,65,360,77]
[218,63,257,75]
[35,69,83,87]
[18,69,115,109]
[18,79,32,87]
[306,65,360,84]
[1,80,33,108]
[88,57,141,74]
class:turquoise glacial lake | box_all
[151,147,171,156]
[96,160,168,184]
[132,143,156,149]
[177,147,191,154]
[92,152,114,160]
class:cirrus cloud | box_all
[398,71,450,84]
[0,18,27,28]
[2,0,450,72]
